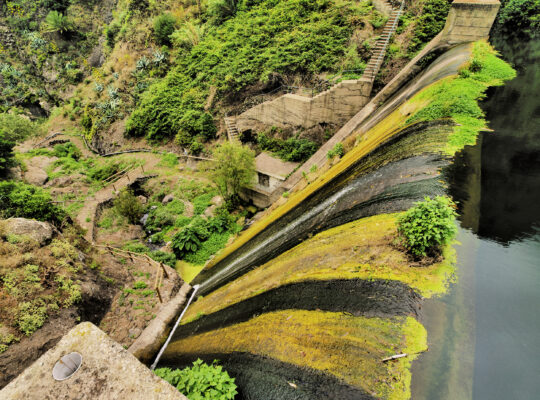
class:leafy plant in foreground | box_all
[397,196,457,258]
[155,359,237,400]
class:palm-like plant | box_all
[42,11,73,35]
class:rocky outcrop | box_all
[2,218,54,246]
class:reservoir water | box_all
[412,33,540,399]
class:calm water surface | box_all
[411,34,540,399]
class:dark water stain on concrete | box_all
[159,352,375,400]
[174,279,421,340]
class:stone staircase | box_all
[224,116,240,143]
[363,1,404,83]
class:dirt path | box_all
[76,153,162,242]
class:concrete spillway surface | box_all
[193,44,472,295]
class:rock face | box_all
[0,322,187,400]
[2,218,54,245]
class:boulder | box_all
[24,165,48,186]
[162,194,174,204]
[3,218,54,245]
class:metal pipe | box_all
[150,284,201,370]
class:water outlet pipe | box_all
[150,284,200,370]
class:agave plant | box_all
[136,56,150,71]
[152,50,166,65]
[93,83,104,93]
[107,85,119,99]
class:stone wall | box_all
[441,0,501,44]
[236,79,372,132]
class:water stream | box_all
[411,33,540,399]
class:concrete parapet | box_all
[441,0,500,44]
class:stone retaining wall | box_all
[236,79,372,132]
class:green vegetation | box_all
[114,189,144,224]
[208,142,255,205]
[497,0,540,37]
[398,196,457,258]
[326,142,344,159]
[155,359,237,400]
[126,0,372,142]
[42,10,73,35]
[0,181,65,225]
[408,0,451,54]
[407,41,517,154]
[153,13,177,46]
[0,233,85,341]
[257,131,318,162]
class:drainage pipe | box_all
[150,284,200,370]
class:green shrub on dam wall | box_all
[397,196,457,258]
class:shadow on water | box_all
[412,33,540,399]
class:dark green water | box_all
[412,34,540,399]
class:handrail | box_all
[368,1,404,79]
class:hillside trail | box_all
[75,152,162,243]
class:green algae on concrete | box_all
[183,213,455,325]
[165,310,427,400]
[406,41,517,155]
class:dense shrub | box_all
[0,181,65,225]
[126,0,366,140]
[114,189,144,224]
[257,132,318,162]
[497,0,540,37]
[155,359,237,400]
[397,196,457,258]
[53,142,81,160]
[408,0,451,54]
[154,14,177,46]
[0,114,38,142]
[106,22,121,48]
[0,134,15,175]
[207,0,239,24]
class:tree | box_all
[209,143,255,205]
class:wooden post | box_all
[113,184,116,191]
[128,252,133,262]
[140,164,144,172]
[155,287,163,303]
[107,246,113,256]
[159,262,169,278]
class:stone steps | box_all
[224,117,240,143]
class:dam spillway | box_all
[157,39,516,399]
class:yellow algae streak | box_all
[167,310,427,399]
[176,260,205,284]
[184,213,455,323]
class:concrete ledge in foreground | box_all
[0,322,187,400]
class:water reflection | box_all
[412,34,540,399]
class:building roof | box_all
[255,152,299,180]
[0,322,187,400]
